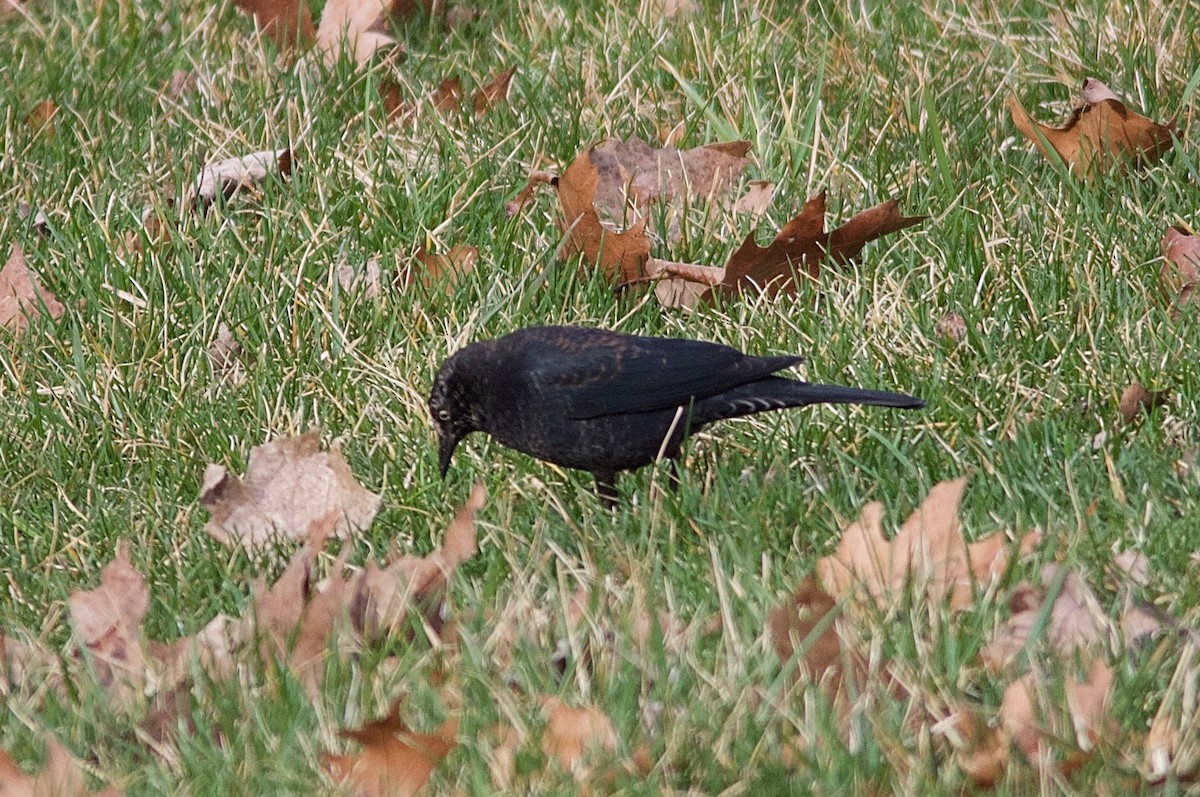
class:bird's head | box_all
[428,353,480,479]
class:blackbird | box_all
[429,326,924,505]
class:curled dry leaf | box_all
[935,311,967,344]
[387,68,514,121]
[67,542,150,706]
[200,430,382,547]
[208,322,246,386]
[505,169,556,216]
[0,244,65,333]
[400,245,478,291]
[325,702,457,797]
[17,201,49,236]
[1119,382,1169,424]
[1162,225,1200,307]
[193,148,292,208]
[555,137,751,283]
[815,477,1040,612]
[315,0,395,65]
[1007,77,1174,176]
[734,180,775,217]
[540,696,619,778]
[768,576,857,693]
[0,736,123,797]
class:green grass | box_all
[2,0,1200,793]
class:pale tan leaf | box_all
[193,149,292,207]
[540,697,618,778]
[66,542,149,705]
[0,244,65,333]
[200,431,381,547]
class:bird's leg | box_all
[593,471,619,509]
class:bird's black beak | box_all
[437,431,460,479]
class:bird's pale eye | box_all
[437,409,451,422]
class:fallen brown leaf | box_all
[472,67,515,114]
[200,431,382,547]
[540,696,618,779]
[338,256,383,298]
[350,480,485,639]
[67,542,150,706]
[387,68,514,121]
[768,576,851,691]
[208,322,246,386]
[505,169,556,216]
[24,100,57,136]
[1119,382,1169,424]
[1145,643,1200,782]
[0,244,65,333]
[981,566,1111,672]
[1162,225,1200,307]
[555,137,750,283]
[734,180,774,217]
[999,659,1113,774]
[401,245,478,290]
[192,148,292,208]
[325,702,457,797]
[815,477,1039,612]
[315,0,395,65]
[0,736,123,797]
[231,0,313,51]
[1007,77,1174,176]
[935,311,967,344]
[708,191,924,300]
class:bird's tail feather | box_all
[790,382,925,409]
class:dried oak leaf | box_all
[0,736,123,797]
[192,148,292,209]
[1119,382,1169,424]
[351,481,486,639]
[556,137,751,283]
[980,566,1111,672]
[815,477,1040,612]
[0,244,65,333]
[200,430,381,547]
[706,191,924,300]
[540,696,619,779]
[231,0,314,52]
[324,702,457,797]
[1162,225,1200,307]
[67,542,150,706]
[1007,77,1174,176]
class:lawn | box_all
[2,0,1199,793]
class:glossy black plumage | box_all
[429,326,924,504]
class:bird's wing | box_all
[535,333,803,420]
